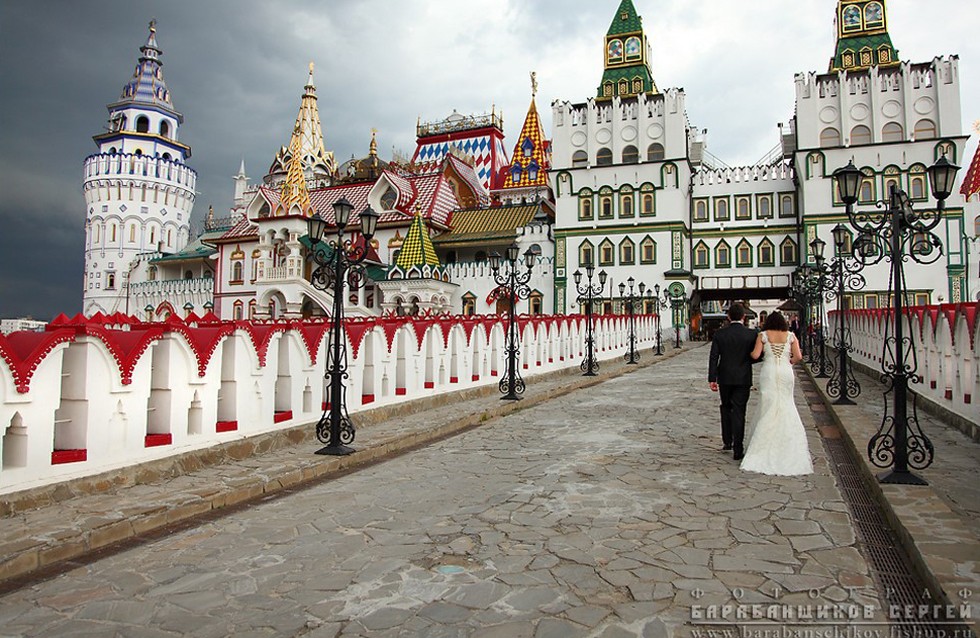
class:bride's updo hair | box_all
[763,311,790,332]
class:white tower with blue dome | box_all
[82,21,197,316]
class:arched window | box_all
[231,261,244,282]
[248,300,257,320]
[529,292,543,315]
[461,293,476,316]
[136,116,149,133]
[620,189,634,218]
[780,238,798,265]
[510,162,522,183]
[110,224,117,242]
[599,193,613,219]
[647,143,665,161]
[619,238,635,265]
[129,224,136,243]
[780,195,795,218]
[850,125,872,146]
[736,240,753,267]
[694,199,708,222]
[233,301,244,321]
[159,121,170,138]
[694,242,710,268]
[184,270,193,280]
[715,241,731,268]
[883,167,901,198]
[882,122,903,142]
[596,148,613,166]
[640,186,655,216]
[640,237,656,263]
[974,215,980,237]
[579,241,594,267]
[914,119,937,140]
[579,191,593,220]
[572,150,588,168]
[598,239,614,266]
[757,196,772,219]
[736,197,751,220]
[758,239,775,266]
[909,165,927,199]
[106,272,116,289]
[622,145,639,164]
[859,169,875,203]
[820,128,841,148]
[714,198,729,221]
[148,266,157,281]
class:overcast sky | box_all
[1,0,977,320]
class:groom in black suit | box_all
[708,303,758,460]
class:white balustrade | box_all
[0,314,658,494]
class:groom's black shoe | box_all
[733,449,744,460]
[722,445,732,451]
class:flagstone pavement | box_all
[0,345,976,637]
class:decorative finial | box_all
[530,71,538,98]
[207,205,214,221]
[149,19,157,33]
[370,128,378,157]
[309,61,314,75]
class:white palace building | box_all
[79,1,980,328]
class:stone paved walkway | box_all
[0,347,895,637]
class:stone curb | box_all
[802,363,979,634]
[0,346,692,590]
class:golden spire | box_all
[530,71,538,98]
[277,126,313,217]
[369,128,378,157]
[288,62,336,177]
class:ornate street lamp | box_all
[619,278,645,364]
[573,263,607,376]
[651,284,665,355]
[808,236,834,379]
[666,288,685,349]
[810,224,866,404]
[306,197,380,455]
[835,156,959,484]
[490,244,535,400]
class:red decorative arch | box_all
[0,329,76,393]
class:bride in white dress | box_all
[740,312,813,476]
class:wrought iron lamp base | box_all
[315,444,355,456]
[878,469,928,486]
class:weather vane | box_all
[530,71,538,98]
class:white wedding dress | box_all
[740,332,813,476]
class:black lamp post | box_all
[807,236,834,379]
[668,290,684,349]
[619,278,645,364]
[306,197,380,455]
[573,263,607,376]
[834,156,959,484]
[490,244,535,400]
[810,224,866,405]
[651,284,665,355]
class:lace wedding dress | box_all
[740,332,813,476]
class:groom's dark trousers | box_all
[708,322,759,455]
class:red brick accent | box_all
[449,376,458,384]
[964,394,971,404]
[424,381,434,389]
[362,394,375,404]
[51,449,87,464]
[471,375,480,382]
[944,389,953,400]
[273,410,292,424]
[396,387,407,395]
[144,433,172,447]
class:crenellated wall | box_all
[0,311,658,495]
[830,303,979,427]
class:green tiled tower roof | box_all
[829,1,900,72]
[597,0,658,99]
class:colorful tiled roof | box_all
[216,216,258,242]
[395,209,440,269]
[961,130,980,200]
[433,205,538,247]
[115,21,179,116]
[501,97,550,190]
[413,110,508,191]
[607,0,643,36]
[149,237,216,263]
[597,0,658,98]
[829,1,899,72]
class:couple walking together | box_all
[708,303,813,476]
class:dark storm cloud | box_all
[1,0,977,320]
